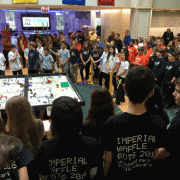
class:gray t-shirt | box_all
[58,49,70,63]
[8,51,22,71]
[41,54,54,70]
[24,48,29,58]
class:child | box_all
[0,52,6,75]
[128,39,137,65]
[41,47,54,74]
[116,51,129,105]
[58,41,70,75]
[148,46,158,70]
[144,41,153,59]
[69,41,80,83]
[91,44,102,86]
[80,41,91,84]
[94,36,103,51]
[8,45,22,75]
[34,96,101,179]
[156,38,166,49]
[163,52,179,109]
[74,37,82,52]
[98,44,109,88]
[143,49,149,67]
[105,45,119,96]
[167,40,175,53]
[151,48,166,88]
[24,42,30,68]
[101,66,167,180]
[37,41,44,73]
[48,43,59,73]
[28,42,39,74]
[132,47,146,67]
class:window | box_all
[56,13,64,30]
[5,12,16,31]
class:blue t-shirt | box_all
[123,35,131,46]
[28,50,39,70]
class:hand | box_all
[98,65,101,69]
[83,62,86,66]
[155,78,157,81]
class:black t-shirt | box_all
[163,61,179,83]
[70,49,80,64]
[148,56,157,70]
[101,111,167,179]
[0,145,33,180]
[91,51,102,66]
[35,135,102,180]
[81,49,91,62]
[50,47,57,62]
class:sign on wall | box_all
[13,0,38,3]
[62,0,85,5]
[98,0,114,6]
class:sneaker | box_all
[84,81,88,84]
[79,81,84,85]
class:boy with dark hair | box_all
[34,96,102,179]
[101,66,167,179]
[8,45,23,75]
[28,42,39,74]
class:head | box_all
[168,40,175,47]
[53,33,57,39]
[97,36,101,43]
[125,30,129,36]
[59,32,64,37]
[86,87,115,128]
[173,77,180,105]
[71,41,76,49]
[111,30,115,36]
[109,45,115,55]
[167,28,171,33]
[20,33,25,40]
[37,41,42,48]
[94,44,101,52]
[110,40,115,46]
[156,48,164,58]
[61,36,66,42]
[91,28,95,34]
[5,96,41,156]
[76,30,82,36]
[29,42,36,50]
[83,41,89,50]
[121,51,126,61]
[50,96,83,138]
[130,39,135,47]
[44,47,50,55]
[11,45,16,53]
[115,33,120,40]
[43,36,48,43]
[61,41,66,50]
[156,38,164,46]
[125,66,155,104]
[103,44,109,52]
[36,30,39,36]
[177,33,180,42]
[137,37,142,43]
[138,47,144,55]
[168,52,176,62]
[74,37,79,44]
[134,39,138,45]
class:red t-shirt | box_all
[134,54,146,67]
[158,45,166,49]
[145,47,152,58]
[76,44,82,52]
[128,46,137,64]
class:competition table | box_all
[0,73,85,111]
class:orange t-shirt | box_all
[145,47,152,58]
[144,54,149,67]
[134,54,146,67]
[128,46,137,64]
[158,45,166,49]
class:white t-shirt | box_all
[118,61,129,78]
[0,53,6,71]
[105,55,119,72]
[101,51,108,74]
[37,47,44,61]
[8,51,22,71]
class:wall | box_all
[149,11,180,37]
[153,0,180,9]
[100,9,131,43]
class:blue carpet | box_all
[75,84,122,119]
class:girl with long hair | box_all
[5,96,42,157]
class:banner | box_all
[13,0,38,3]
[63,0,85,5]
[98,0,114,6]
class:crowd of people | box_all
[1,27,180,179]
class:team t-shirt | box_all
[0,53,6,71]
[28,49,40,70]
[91,51,102,68]
[8,51,22,71]
[128,46,137,64]
[41,54,54,70]
[81,49,91,62]
[58,49,70,63]
[134,54,146,67]
[0,145,33,180]
[117,61,129,78]
[101,111,167,179]
[70,49,80,64]
[34,134,102,180]
[105,55,119,72]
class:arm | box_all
[18,166,29,180]
[103,151,112,179]
[70,30,77,38]
[80,53,85,64]
[117,69,127,77]
[49,49,58,56]
[153,148,171,161]
[171,77,176,84]
[10,53,19,63]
